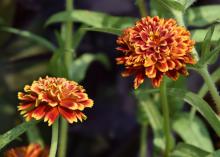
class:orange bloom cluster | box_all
[18,76,93,126]
[4,144,49,157]
[116,16,196,88]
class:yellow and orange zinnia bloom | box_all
[116,16,196,88]
[4,144,49,157]
[18,76,93,126]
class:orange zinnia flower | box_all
[4,144,49,157]
[116,16,196,88]
[18,76,93,126]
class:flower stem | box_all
[58,118,68,157]
[64,0,74,75]
[160,79,171,157]
[198,67,220,112]
[49,119,59,157]
[140,124,148,157]
[58,0,74,157]
[136,0,148,17]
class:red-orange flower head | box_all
[116,16,196,88]
[4,144,49,157]
[18,76,93,126]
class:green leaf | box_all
[201,25,215,59]
[49,51,68,78]
[172,113,214,152]
[157,0,185,11]
[168,89,220,136]
[184,0,197,10]
[202,39,220,65]
[186,5,220,27]
[73,25,87,49]
[191,24,220,42]
[26,125,44,147]
[0,27,56,52]
[70,53,110,82]
[46,9,137,29]
[171,143,210,157]
[81,27,121,36]
[206,150,220,157]
[0,120,38,150]
[135,90,165,150]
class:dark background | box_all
[0,0,220,157]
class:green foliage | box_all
[49,51,68,78]
[135,91,165,151]
[0,27,56,52]
[201,26,215,59]
[191,25,220,42]
[46,10,137,29]
[81,27,121,36]
[70,53,110,82]
[171,143,210,157]
[0,120,38,150]
[168,89,220,136]
[186,5,220,27]
[172,113,214,152]
[26,125,44,147]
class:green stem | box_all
[49,119,59,157]
[58,118,68,157]
[64,0,74,76]
[136,0,148,17]
[160,79,171,157]
[198,67,220,112]
[58,0,74,157]
[140,124,148,157]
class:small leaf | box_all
[81,27,121,36]
[168,89,220,136]
[171,143,210,157]
[0,27,56,52]
[49,50,68,78]
[70,53,110,82]
[173,113,214,152]
[73,25,87,49]
[0,120,38,150]
[186,5,220,27]
[201,25,215,59]
[46,9,137,29]
[202,39,220,65]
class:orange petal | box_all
[60,99,78,110]
[18,92,36,101]
[58,107,78,123]
[145,66,156,78]
[166,70,179,80]
[81,99,94,108]
[134,73,145,89]
[44,107,59,126]
[156,61,169,72]
[18,103,33,111]
[152,72,163,87]
[32,105,48,120]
